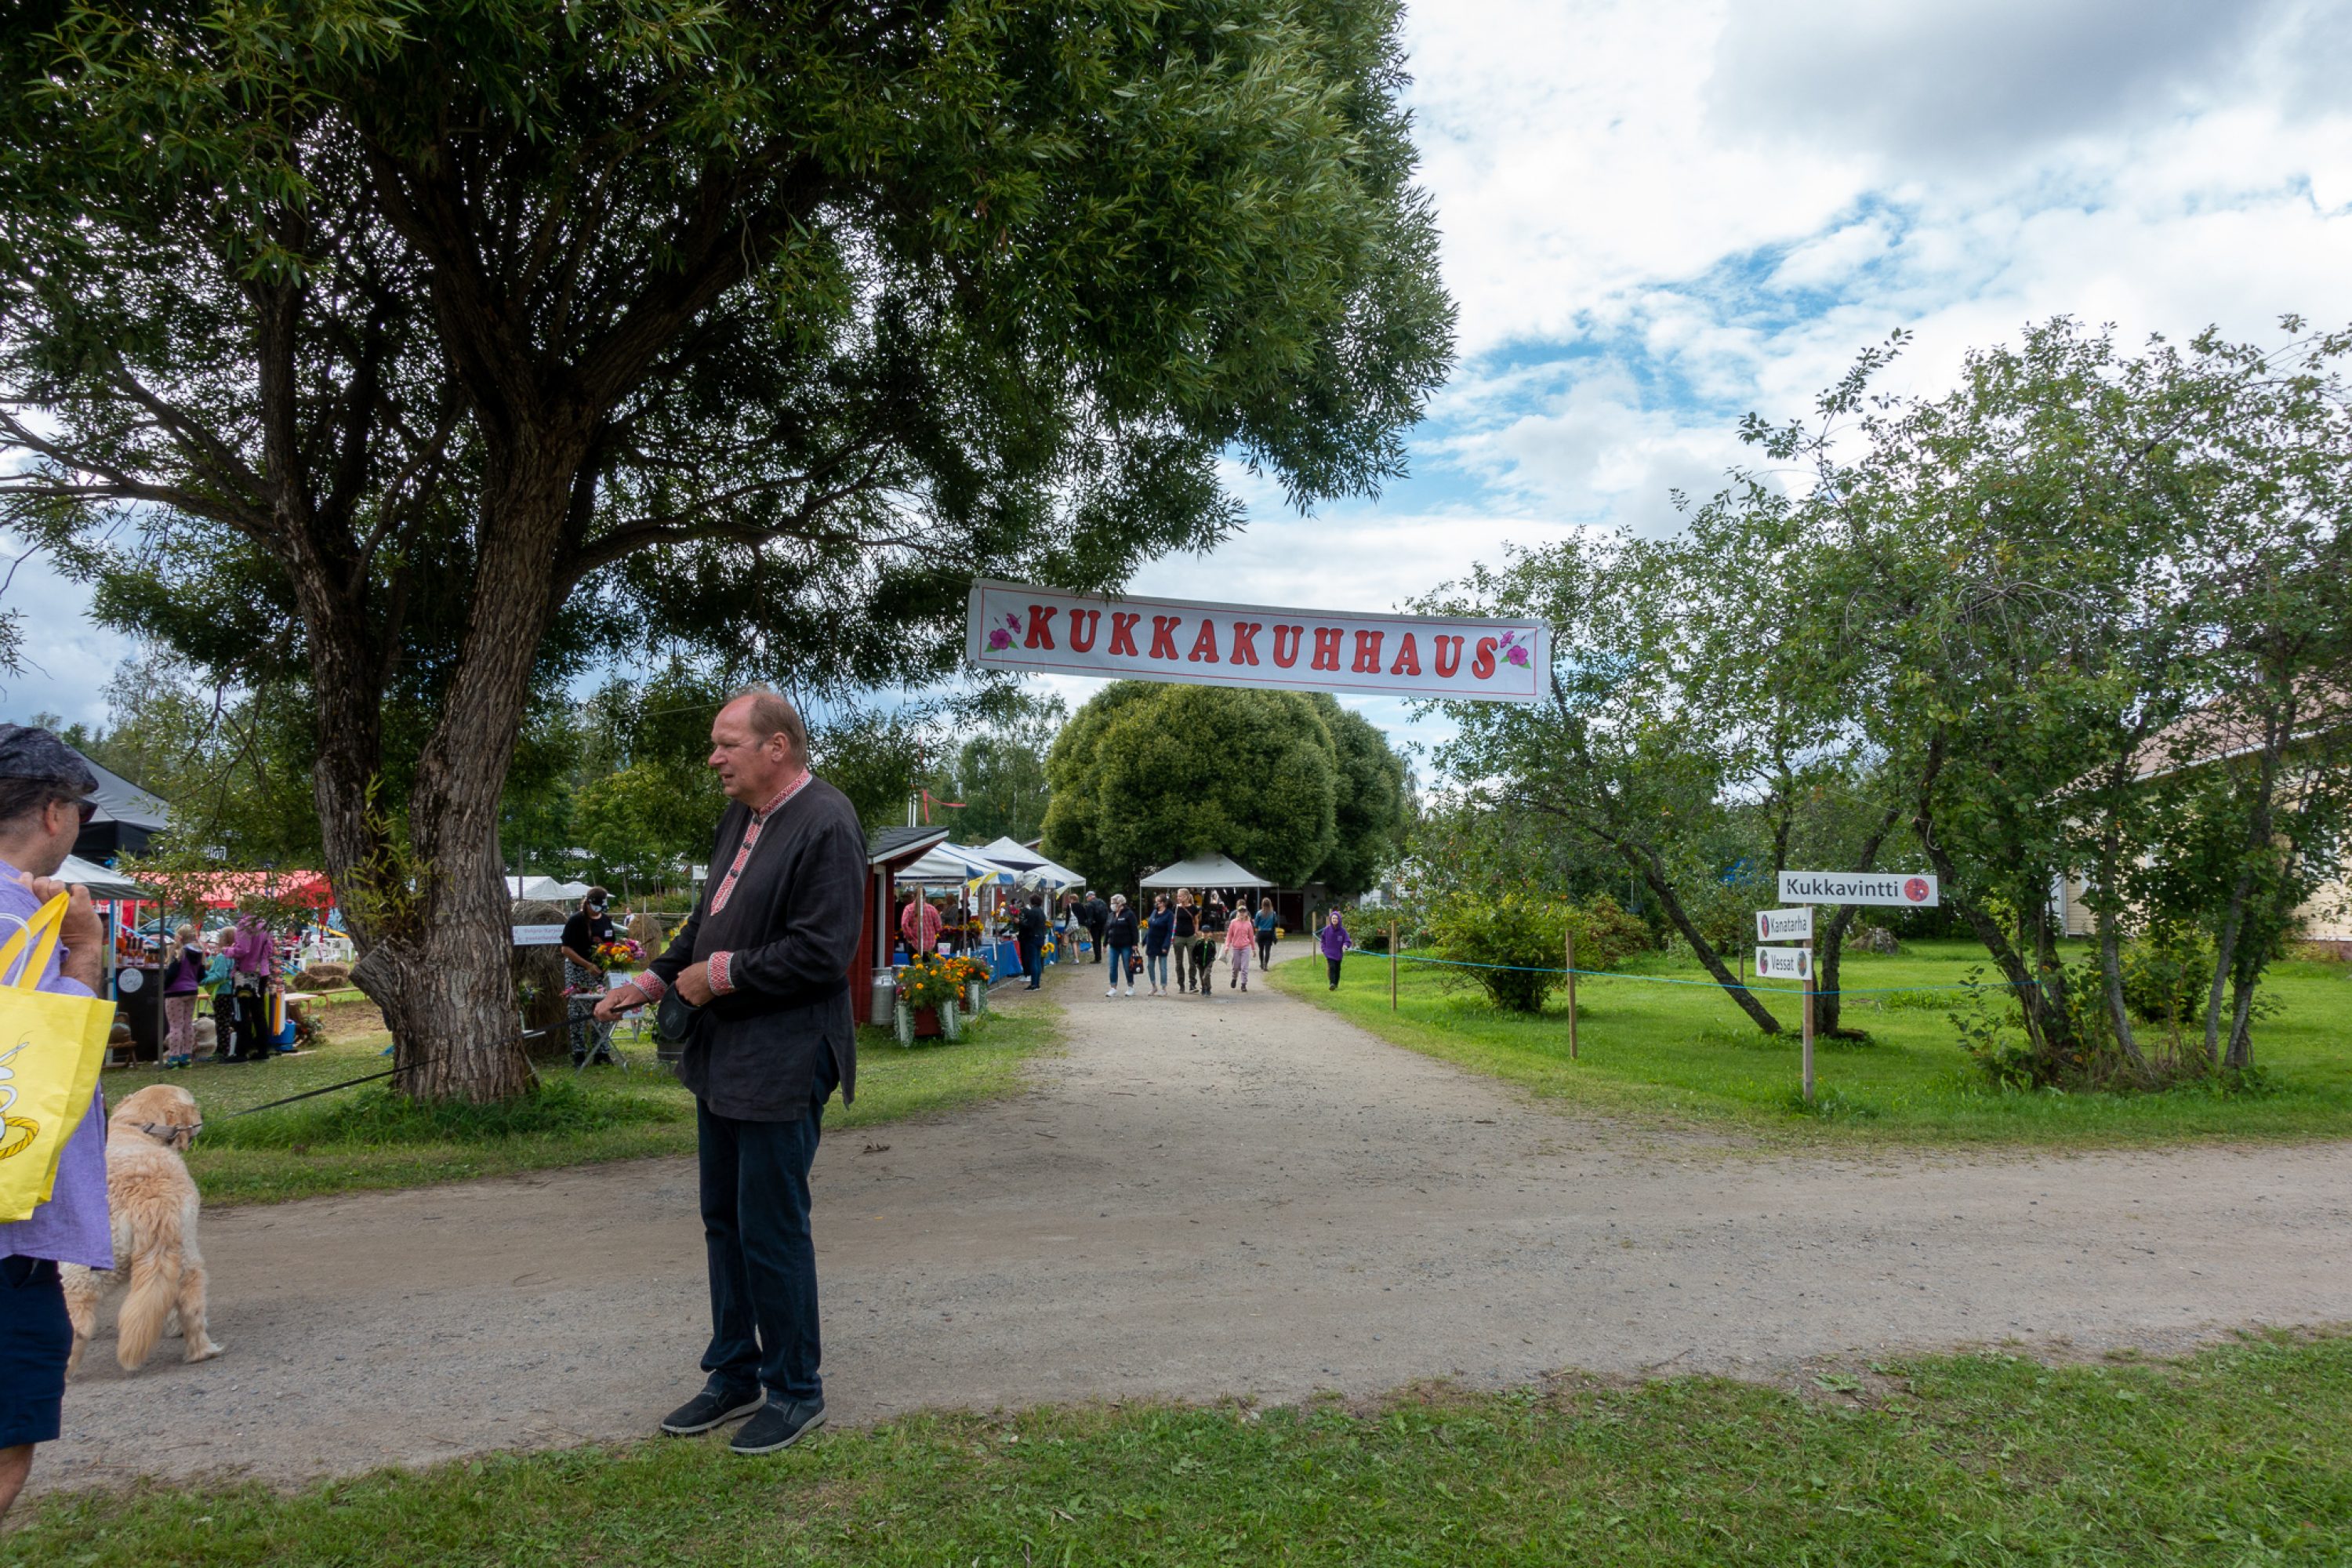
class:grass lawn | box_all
[1270,939,2352,1148]
[103,991,1061,1207]
[9,1332,2350,1565]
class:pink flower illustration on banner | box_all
[985,612,1021,652]
[1499,630,1530,668]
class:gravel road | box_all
[36,944,2352,1494]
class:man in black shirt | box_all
[1082,891,1108,964]
[598,688,865,1457]
[559,887,616,1065]
[1017,892,1047,989]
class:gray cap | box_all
[0,724,100,794]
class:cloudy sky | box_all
[13,0,2352,746]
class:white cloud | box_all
[2,542,130,728]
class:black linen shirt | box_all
[646,775,867,1122]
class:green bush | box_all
[1566,894,1650,971]
[1425,891,1570,1012]
[2120,924,2216,1023]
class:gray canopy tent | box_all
[1138,853,1271,890]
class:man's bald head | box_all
[708,686,808,806]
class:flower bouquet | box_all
[939,952,990,1014]
[592,935,644,995]
[892,953,965,1045]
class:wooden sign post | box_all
[1564,924,1578,1060]
[1388,921,1399,1012]
[1802,936,1815,1103]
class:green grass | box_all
[103,994,1061,1207]
[11,1333,2351,1565]
[1271,939,2352,1147]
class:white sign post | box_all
[1765,871,1936,1100]
[1777,871,1940,909]
[1752,946,1811,980]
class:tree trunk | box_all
[2092,818,2151,1081]
[1814,800,1903,1038]
[1615,839,1782,1035]
[1912,731,2077,1072]
[299,462,580,1101]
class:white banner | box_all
[1777,871,1940,909]
[1755,907,1813,942]
[511,924,565,947]
[964,579,1547,704]
[1754,946,1813,981]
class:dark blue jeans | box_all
[696,1055,837,1403]
[1020,940,1043,985]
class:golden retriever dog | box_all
[61,1083,224,1374]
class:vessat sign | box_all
[1777,871,1940,909]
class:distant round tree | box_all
[1044,683,1406,894]
[1309,694,1412,897]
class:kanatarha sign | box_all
[964,580,1547,704]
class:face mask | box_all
[588,903,606,914]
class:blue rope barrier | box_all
[1340,946,2040,996]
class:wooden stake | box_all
[1565,925,1579,1060]
[1801,936,1816,1103]
[1389,921,1399,1011]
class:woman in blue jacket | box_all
[1142,894,1174,996]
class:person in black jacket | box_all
[597,688,864,1457]
[1017,892,1048,989]
[1101,893,1138,997]
[1082,892,1108,963]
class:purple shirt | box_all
[1317,920,1353,960]
[228,919,276,977]
[0,859,112,1269]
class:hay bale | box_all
[511,898,573,1059]
[626,911,666,951]
[299,960,353,989]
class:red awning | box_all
[174,870,337,910]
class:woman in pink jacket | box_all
[1224,902,1256,991]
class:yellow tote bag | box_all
[0,893,114,1222]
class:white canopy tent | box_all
[506,875,593,903]
[1138,852,1271,890]
[58,853,155,902]
[979,837,1085,890]
[899,843,1018,886]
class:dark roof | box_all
[866,824,951,868]
[83,756,172,830]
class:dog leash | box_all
[216,1025,566,1120]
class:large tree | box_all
[1041,681,1406,892]
[0,0,1451,1098]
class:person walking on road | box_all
[1018,893,1048,989]
[1224,901,1255,991]
[1102,894,1138,997]
[1317,908,1353,990]
[1142,894,1173,996]
[1083,892,1108,965]
[1253,901,1277,970]
[1171,891,1198,993]
[595,687,866,1457]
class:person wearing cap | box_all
[561,887,619,1066]
[0,725,109,1519]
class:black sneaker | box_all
[660,1381,764,1436]
[731,1396,825,1454]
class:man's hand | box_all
[28,879,103,991]
[593,983,645,1023]
[673,960,714,1006]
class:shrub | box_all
[2120,924,2215,1024]
[1425,891,1570,1012]
[1566,895,1650,971]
